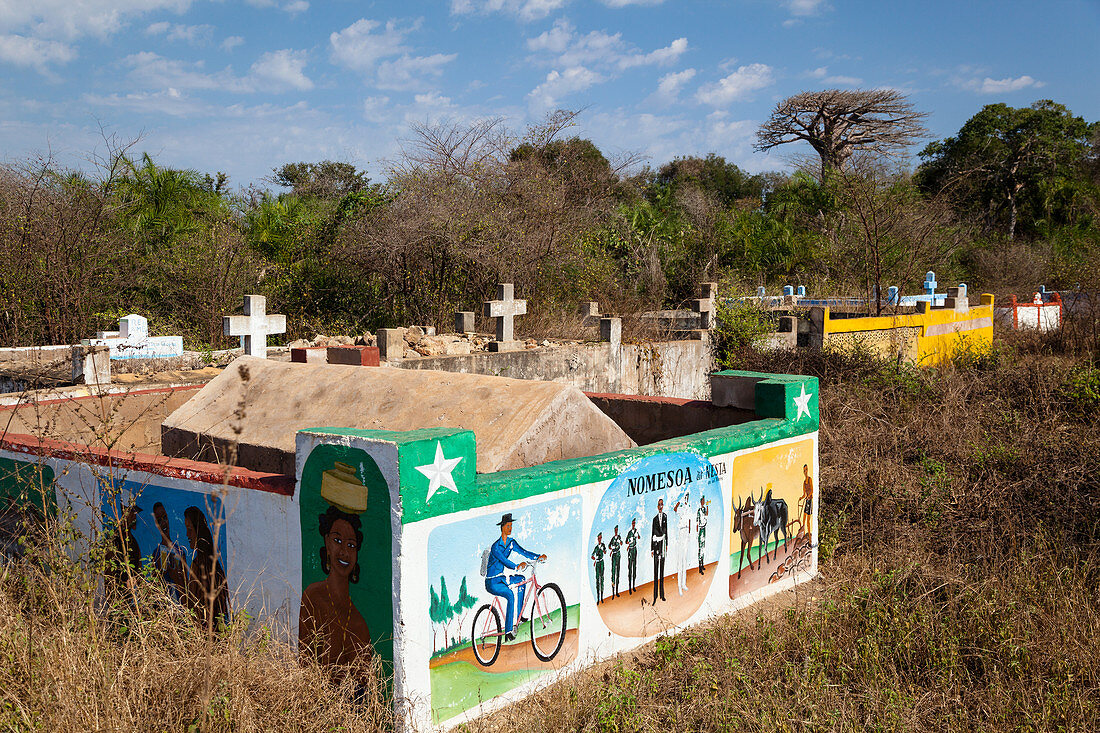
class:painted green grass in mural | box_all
[431,663,536,724]
[430,605,579,723]
[730,537,794,573]
[430,604,579,661]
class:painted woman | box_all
[183,506,230,626]
[299,505,372,666]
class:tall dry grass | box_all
[475,327,1100,732]
[0,529,392,731]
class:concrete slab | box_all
[161,356,635,475]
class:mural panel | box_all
[729,439,815,599]
[588,452,725,637]
[100,479,229,621]
[0,456,56,515]
[299,445,393,669]
[427,494,582,724]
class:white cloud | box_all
[376,53,457,91]
[451,0,568,22]
[121,49,314,94]
[221,36,245,52]
[528,65,603,111]
[806,65,862,86]
[527,18,573,53]
[329,19,412,74]
[0,34,75,70]
[284,0,309,14]
[959,74,1045,94]
[781,0,828,17]
[0,0,191,42]
[145,22,214,45]
[330,18,458,91]
[527,20,687,71]
[649,67,695,105]
[362,95,391,123]
[250,49,313,91]
[122,51,251,92]
[696,63,774,106]
[82,87,208,117]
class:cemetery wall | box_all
[395,338,713,400]
[295,369,819,729]
[819,294,995,365]
[0,370,819,731]
[1,385,203,454]
[0,431,297,629]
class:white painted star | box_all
[415,442,463,502]
[793,383,813,421]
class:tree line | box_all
[1,96,1097,348]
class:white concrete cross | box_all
[482,283,527,343]
[223,295,286,359]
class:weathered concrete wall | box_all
[162,357,635,475]
[1,385,202,454]
[394,337,712,400]
[586,392,756,445]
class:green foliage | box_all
[653,153,766,208]
[917,100,1099,240]
[1060,364,1100,414]
[711,299,775,370]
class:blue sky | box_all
[2,0,1098,188]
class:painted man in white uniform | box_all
[671,490,692,595]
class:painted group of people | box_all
[592,491,710,605]
[590,518,642,603]
[106,501,229,627]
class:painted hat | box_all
[497,512,514,526]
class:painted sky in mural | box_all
[428,494,583,627]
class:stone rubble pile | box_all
[288,329,564,359]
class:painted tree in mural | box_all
[453,577,478,645]
[429,586,441,653]
[438,576,454,648]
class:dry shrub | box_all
[0,533,392,732]
[477,342,1100,732]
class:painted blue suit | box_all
[484,536,540,633]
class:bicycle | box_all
[471,558,567,667]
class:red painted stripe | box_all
[0,432,293,495]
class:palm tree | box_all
[113,153,220,253]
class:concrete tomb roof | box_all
[161,356,635,475]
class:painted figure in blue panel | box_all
[485,512,545,640]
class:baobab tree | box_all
[755,89,928,178]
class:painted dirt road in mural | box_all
[428,494,582,724]
[597,560,721,638]
[589,451,725,637]
[730,439,816,600]
[430,627,579,673]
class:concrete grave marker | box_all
[223,295,286,359]
[692,282,717,330]
[600,317,621,345]
[454,311,475,334]
[579,301,600,327]
[85,313,183,360]
[482,283,527,352]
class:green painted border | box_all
[301,371,820,525]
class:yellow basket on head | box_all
[321,462,369,514]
